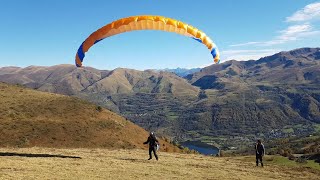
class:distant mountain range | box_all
[1,47,320,143]
[154,67,201,77]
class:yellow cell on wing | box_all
[196,31,204,40]
[166,19,176,26]
[138,16,149,21]
[153,16,162,22]
[177,21,185,30]
[187,26,198,37]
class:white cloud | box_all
[280,23,312,37]
[263,23,320,45]
[230,24,320,47]
[222,49,279,54]
[230,2,320,48]
[222,2,320,64]
[230,42,261,47]
[286,2,320,22]
[220,49,280,61]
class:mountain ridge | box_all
[1,47,319,144]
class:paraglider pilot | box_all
[255,139,265,167]
[143,132,159,160]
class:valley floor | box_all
[0,148,318,180]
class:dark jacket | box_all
[255,143,265,156]
[144,135,159,148]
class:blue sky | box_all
[1,0,320,70]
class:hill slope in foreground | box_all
[0,82,179,152]
[0,148,319,179]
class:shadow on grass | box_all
[0,152,81,159]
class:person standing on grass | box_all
[255,139,265,167]
[143,132,159,160]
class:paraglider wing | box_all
[75,15,220,67]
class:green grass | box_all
[192,135,229,142]
[185,131,201,137]
[167,115,178,121]
[272,156,320,170]
[239,155,320,171]
[293,124,304,128]
[283,128,294,133]
[270,156,298,166]
[291,135,320,143]
[314,124,320,132]
[198,136,214,141]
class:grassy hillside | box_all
[0,83,180,152]
[0,147,319,179]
